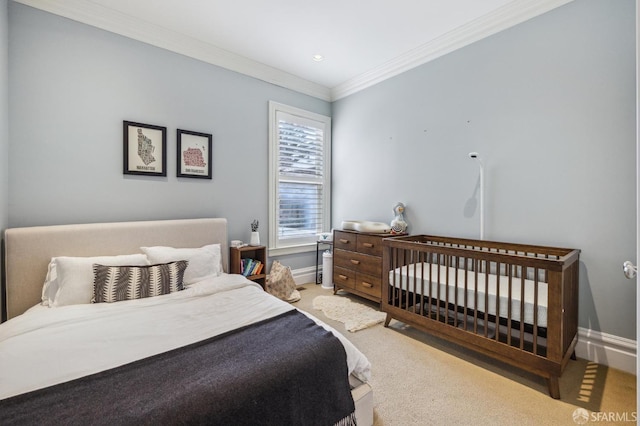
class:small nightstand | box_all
[230,245,267,288]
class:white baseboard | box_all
[291,268,637,376]
[291,266,318,286]
[575,327,637,375]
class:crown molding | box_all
[14,0,573,103]
[12,0,333,101]
[330,0,575,101]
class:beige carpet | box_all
[294,284,637,426]
[312,295,387,332]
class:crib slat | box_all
[444,255,450,325]
[435,253,440,321]
[427,252,433,316]
[403,249,410,311]
[520,273,525,351]
[495,261,501,342]
[454,256,460,327]
[417,251,424,315]
[463,259,469,331]
[393,249,398,307]
[507,265,513,346]
[533,267,539,355]
[391,248,396,307]
[483,260,489,338]
[473,259,479,334]
[416,251,422,315]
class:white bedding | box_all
[390,263,548,327]
[0,273,371,400]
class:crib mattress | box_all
[389,263,548,327]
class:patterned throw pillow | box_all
[92,260,188,303]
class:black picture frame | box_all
[123,121,167,177]
[177,129,213,179]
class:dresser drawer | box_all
[334,231,356,251]
[333,266,355,289]
[355,272,381,298]
[334,250,381,276]
[333,248,354,270]
[356,234,384,257]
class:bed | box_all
[0,218,373,425]
[382,234,580,399]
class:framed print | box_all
[123,121,167,176]
[177,129,212,179]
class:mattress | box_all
[0,274,371,400]
[390,263,548,327]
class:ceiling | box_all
[15,0,572,100]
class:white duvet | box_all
[0,274,371,399]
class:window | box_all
[268,102,331,255]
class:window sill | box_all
[268,244,316,257]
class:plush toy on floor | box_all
[390,202,407,234]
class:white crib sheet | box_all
[389,263,548,327]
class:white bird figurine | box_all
[390,202,407,234]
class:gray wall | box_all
[332,0,636,339]
[7,2,330,270]
[1,0,8,317]
[0,0,7,225]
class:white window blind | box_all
[269,102,331,255]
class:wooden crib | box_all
[382,235,580,398]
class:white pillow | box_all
[41,258,59,307]
[52,254,149,307]
[140,244,222,284]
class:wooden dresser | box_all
[333,229,401,304]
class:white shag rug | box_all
[312,295,387,332]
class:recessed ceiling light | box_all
[312,54,324,62]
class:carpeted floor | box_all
[293,283,637,426]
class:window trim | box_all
[268,101,331,257]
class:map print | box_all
[183,146,206,168]
[137,128,156,165]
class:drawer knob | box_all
[350,259,360,265]
[361,281,373,288]
[338,274,348,280]
[339,239,350,244]
[363,243,374,248]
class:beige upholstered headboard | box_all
[3,218,228,321]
